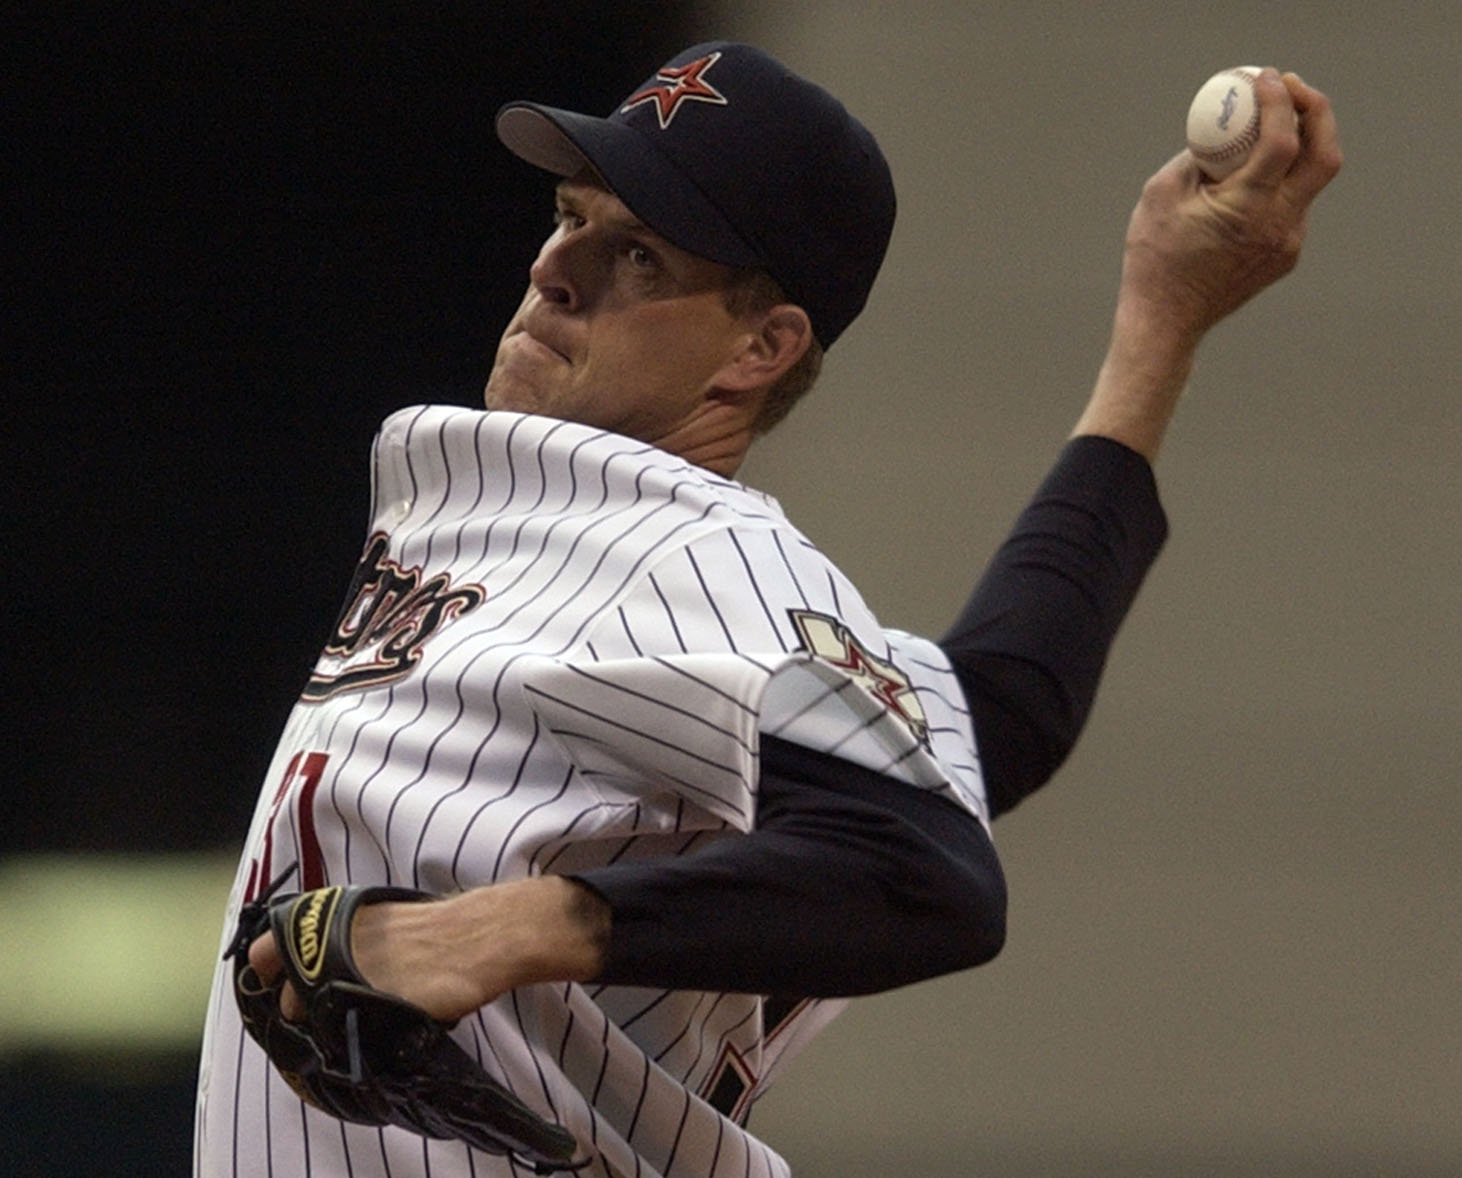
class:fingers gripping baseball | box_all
[1121,69,1341,341]
[1072,69,1340,460]
[1275,73,1344,203]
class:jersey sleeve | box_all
[518,525,988,832]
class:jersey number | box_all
[243,750,329,902]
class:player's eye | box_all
[627,244,656,268]
[553,207,585,232]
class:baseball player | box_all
[194,42,1340,1178]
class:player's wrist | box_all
[447,876,611,1002]
[1072,307,1196,461]
[1107,297,1200,386]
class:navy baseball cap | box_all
[495,41,896,349]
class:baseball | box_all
[1186,66,1262,180]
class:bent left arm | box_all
[249,740,1005,1016]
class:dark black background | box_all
[7,8,696,1174]
[9,3,696,856]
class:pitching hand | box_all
[1073,69,1341,461]
[1120,68,1343,344]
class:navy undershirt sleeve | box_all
[573,434,1166,994]
[940,435,1167,816]
[574,735,1006,996]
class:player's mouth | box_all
[518,317,573,365]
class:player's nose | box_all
[529,228,602,312]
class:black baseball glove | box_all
[224,868,583,1174]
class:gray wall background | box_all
[688,2,1459,1175]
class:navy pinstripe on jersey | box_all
[195,405,986,1178]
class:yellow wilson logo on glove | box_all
[286,886,343,983]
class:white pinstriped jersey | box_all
[195,405,987,1178]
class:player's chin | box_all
[483,376,536,414]
[483,349,563,414]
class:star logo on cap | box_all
[620,51,728,129]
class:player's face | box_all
[484,178,752,445]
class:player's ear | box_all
[711,304,813,399]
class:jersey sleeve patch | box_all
[763,613,990,823]
[787,609,930,747]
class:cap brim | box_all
[496,103,764,271]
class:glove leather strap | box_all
[272,884,432,999]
